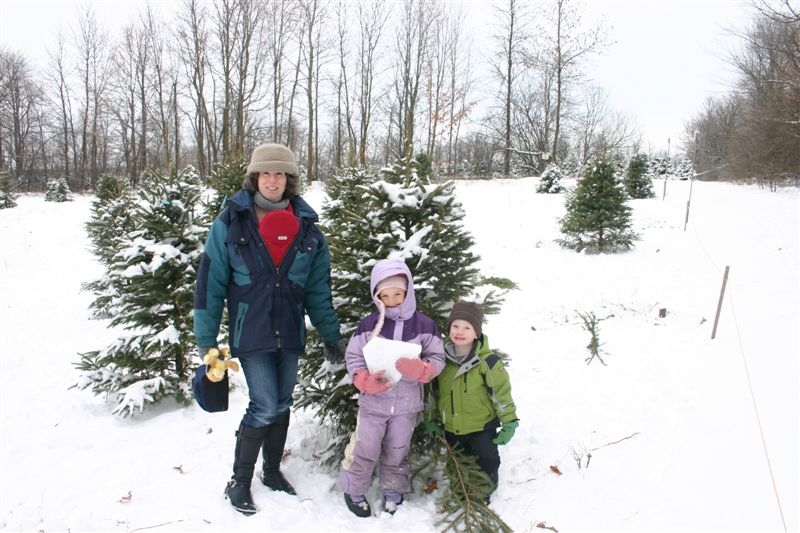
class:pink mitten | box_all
[352,370,391,394]
[395,358,436,383]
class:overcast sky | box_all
[1,0,753,155]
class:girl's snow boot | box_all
[344,493,371,518]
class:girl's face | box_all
[449,319,478,348]
[257,171,287,202]
[378,287,406,308]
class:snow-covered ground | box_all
[0,177,796,532]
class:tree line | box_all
[685,0,799,185]
[0,0,797,193]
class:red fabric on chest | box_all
[258,207,299,266]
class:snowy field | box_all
[0,177,797,532]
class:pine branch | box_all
[434,437,512,533]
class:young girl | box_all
[435,301,518,499]
[339,258,445,517]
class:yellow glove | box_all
[203,347,240,382]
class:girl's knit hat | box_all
[447,301,484,338]
[374,274,408,296]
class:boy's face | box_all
[378,288,406,308]
[449,319,478,348]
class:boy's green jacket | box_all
[435,334,518,435]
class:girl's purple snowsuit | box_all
[339,259,445,497]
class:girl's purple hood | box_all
[370,259,416,321]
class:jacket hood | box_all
[370,258,416,321]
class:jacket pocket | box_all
[232,302,249,348]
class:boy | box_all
[435,301,518,499]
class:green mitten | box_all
[492,420,518,445]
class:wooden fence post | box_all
[711,266,730,339]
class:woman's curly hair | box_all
[242,171,298,200]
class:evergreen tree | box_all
[85,175,134,266]
[624,153,655,199]
[82,175,138,319]
[536,164,565,193]
[431,437,513,533]
[0,171,17,209]
[648,154,672,177]
[674,157,694,179]
[296,157,513,464]
[558,160,638,253]
[296,158,513,530]
[44,177,72,202]
[204,157,248,218]
[75,166,211,416]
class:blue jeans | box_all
[238,349,300,428]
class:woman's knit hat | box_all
[447,301,484,338]
[246,143,299,176]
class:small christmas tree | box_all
[44,178,72,202]
[558,160,638,253]
[82,175,137,318]
[297,156,513,462]
[295,159,514,531]
[204,157,248,218]
[75,166,211,416]
[0,171,18,209]
[624,154,655,199]
[536,164,565,194]
[674,157,694,179]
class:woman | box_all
[194,143,347,515]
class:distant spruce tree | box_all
[536,163,565,193]
[674,157,694,179]
[0,171,18,209]
[44,177,72,202]
[624,153,655,199]
[75,166,211,416]
[558,160,638,253]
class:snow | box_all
[1,177,797,532]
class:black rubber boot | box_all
[344,493,372,517]
[224,423,268,515]
[260,412,297,495]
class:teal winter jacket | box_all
[193,189,342,355]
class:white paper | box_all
[362,336,421,384]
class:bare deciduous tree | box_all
[176,0,213,178]
[75,7,111,188]
[537,0,609,164]
[573,86,639,164]
[0,49,45,188]
[394,0,433,162]
[490,0,531,175]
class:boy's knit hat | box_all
[246,143,299,176]
[447,301,484,338]
[374,274,408,296]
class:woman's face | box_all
[257,171,287,202]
